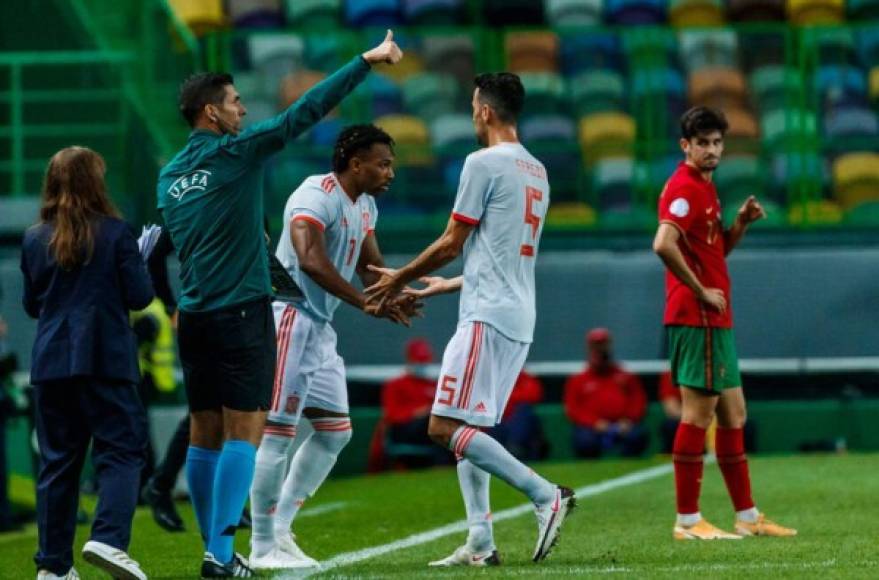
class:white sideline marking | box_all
[300,463,673,576]
[298,501,348,519]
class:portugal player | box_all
[653,106,796,540]
[366,73,575,566]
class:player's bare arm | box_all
[291,218,411,325]
[653,222,727,314]
[723,195,765,256]
[367,264,463,298]
[357,233,423,320]
[364,216,474,307]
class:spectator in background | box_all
[380,338,445,468]
[21,146,152,579]
[658,371,756,454]
[490,371,549,461]
[564,328,649,458]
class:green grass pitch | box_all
[1,453,876,579]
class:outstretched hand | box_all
[404,275,457,299]
[362,30,403,66]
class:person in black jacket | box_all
[20,146,153,580]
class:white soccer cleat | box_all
[275,532,320,568]
[533,486,577,562]
[249,546,317,570]
[81,541,147,580]
[37,568,80,580]
[428,545,501,567]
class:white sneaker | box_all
[37,568,80,580]
[249,546,317,570]
[532,486,576,562]
[82,541,147,580]
[275,532,319,567]
[429,546,501,567]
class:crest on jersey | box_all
[669,198,690,218]
[168,170,211,201]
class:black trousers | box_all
[33,377,147,575]
[151,415,190,493]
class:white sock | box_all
[736,507,760,523]
[676,512,702,526]
[250,429,296,556]
[457,459,494,553]
[274,417,352,534]
[450,426,554,506]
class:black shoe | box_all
[201,552,253,578]
[143,479,184,532]
[238,507,251,529]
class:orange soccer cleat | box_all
[734,514,797,537]
[673,518,742,540]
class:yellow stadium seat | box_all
[787,0,845,25]
[833,152,879,208]
[375,114,433,166]
[168,0,225,35]
[546,202,598,228]
[505,32,559,73]
[869,66,879,102]
[670,0,725,27]
[788,199,843,225]
[578,112,636,165]
[374,54,426,84]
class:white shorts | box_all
[432,321,530,427]
[269,302,348,425]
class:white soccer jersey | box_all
[451,142,549,343]
[275,173,377,322]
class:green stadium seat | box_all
[429,114,473,150]
[669,0,724,27]
[843,200,879,224]
[578,112,636,165]
[228,0,284,28]
[570,70,626,116]
[600,204,656,230]
[849,0,879,19]
[750,66,799,112]
[545,0,604,26]
[857,27,879,67]
[679,30,738,73]
[787,0,845,25]
[833,152,879,209]
[728,0,785,21]
[714,154,766,203]
[506,31,559,73]
[168,0,226,35]
[402,72,461,122]
[519,72,568,117]
[304,35,352,73]
[760,109,817,149]
[285,0,340,28]
[806,28,856,66]
[248,34,304,84]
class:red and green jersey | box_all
[658,162,732,328]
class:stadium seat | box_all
[248,33,304,72]
[506,32,559,73]
[519,72,568,116]
[545,201,598,228]
[284,0,340,28]
[750,66,801,112]
[843,200,879,225]
[713,154,766,203]
[727,0,785,21]
[669,0,724,27]
[787,0,845,25]
[624,30,679,66]
[600,204,656,230]
[309,118,344,146]
[679,30,738,73]
[278,69,326,109]
[740,31,787,70]
[375,114,432,166]
[482,0,546,25]
[688,68,748,109]
[578,112,636,164]
[788,199,843,225]
[402,0,464,24]
[814,65,867,106]
[724,108,761,153]
[559,32,623,77]
[344,0,401,26]
[632,66,687,135]
[593,157,635,210]
[422,35,475,89]
[359,74,404,118]
[849,0,879,20]
[771,152,827,195]
[402,72,461,122]
[824,106,879,139]
[430,114,473,150]
[761,109,817,149]
[869,67,879,102]
[227,0,284,28]
[833,152,879,208]
[570,70,626,116]
[857,27,879,67]
[522,115,577,143]
[605,0,667,25]
[168,0,225,35]
[806,28,857,67]
[545,0,604,26]
[304,35,352,73]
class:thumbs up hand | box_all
[362,29,403,65]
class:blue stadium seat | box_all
[824,106,879,140]
[814,65,867,105]
[856,27,879,67]
[309,118,344,146]
[593,157,635,210]
[344,0,401,26]
[605,0,667,25]
[559,32,623,77]
[545,0,604,26]
[360,74,404,118]
[521,114,577,143]
[402,0,464,24]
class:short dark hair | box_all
[178,72,234,127]
[680,106,729,140]
[332,124,395,173]
[474,73,525,124]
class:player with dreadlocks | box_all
[248,124,422,570]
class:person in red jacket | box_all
[381,338,445,468]
[489,371,549,460]
[563,328,648,458]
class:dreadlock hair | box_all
[332,124,395,173]
[680,106,728,140]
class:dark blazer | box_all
[20,217,154,384]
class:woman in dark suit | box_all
[20,146,153,580]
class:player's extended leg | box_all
[715,388,796,537]
[429,458,500,567]
[672,387,739,540]
[186,410,223,550]
[250,419,297,560]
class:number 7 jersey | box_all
[451,142,549,344]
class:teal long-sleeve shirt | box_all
[157,55,371,313]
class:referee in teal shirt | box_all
[157,31,402,577]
